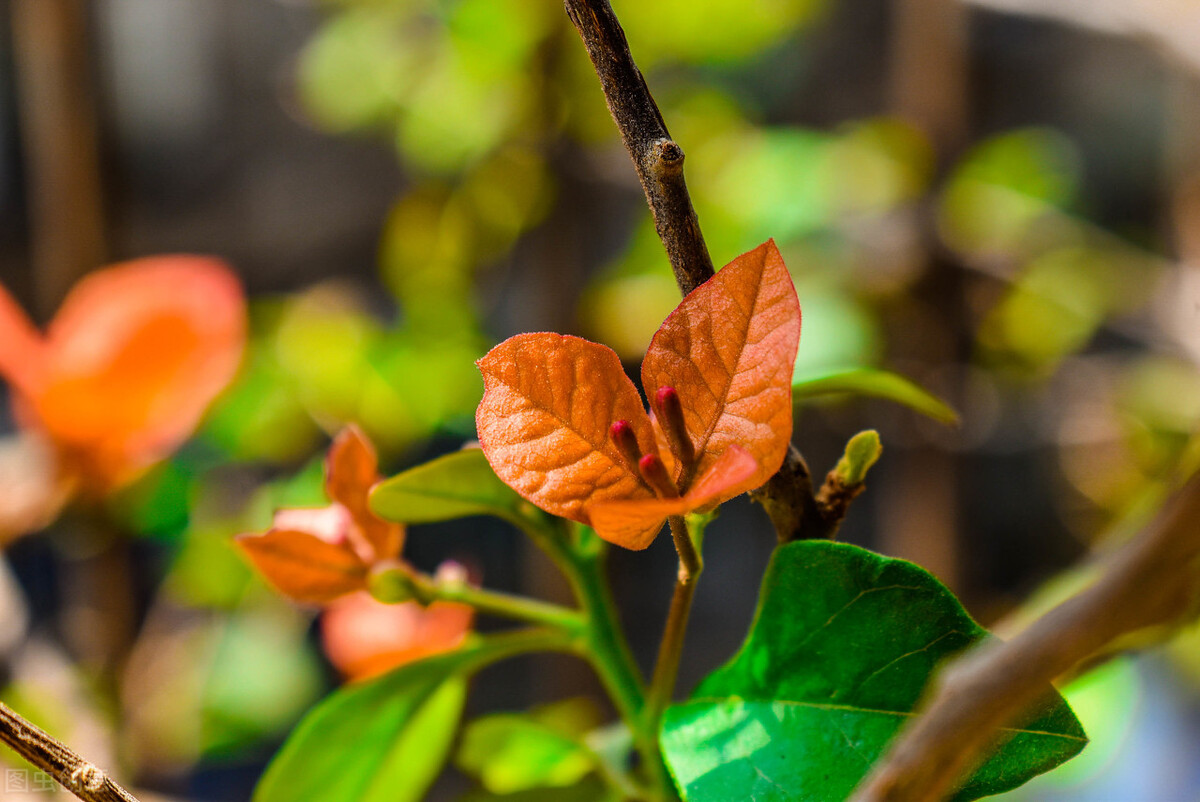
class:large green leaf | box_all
[370,448,539,525]
[792,367,959,425]
[253,638,523,802]
[661,541,1086,801]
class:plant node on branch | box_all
[0,702,141,802]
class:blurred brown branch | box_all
[851,470,1200,802]
[0,702,140,802]
[11,0,107,317]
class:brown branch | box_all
[11,0,108,318]
[750,446,829,542]
[851,471,1200,802]
[0,702,141,802]
[563,0,834,542]
[563,0,713,296]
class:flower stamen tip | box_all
[652,386,696,473]
[638,454,679,498]
[610,419,644,473]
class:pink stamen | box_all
[638,454,679,498]
[610,419,643,474]
[653,386,695,471]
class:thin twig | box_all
[851,471,1200,802]
[563,0,831,541]
[645,516,703,732]
[0,702,140,802]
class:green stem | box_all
[512,516,674,799]
[469,626,580,665]
[645,516,702,739]
[570,547,672,800]
[436,582,585,633]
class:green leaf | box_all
[661,541,1086,802]
[457,700,602,794]
[371,448,543,526]
[253,635,544,802]
[457,716,596,793]
[792,367,959,425]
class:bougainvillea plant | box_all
[240,239,1085,802]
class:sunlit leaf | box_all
[792,367,959,424]
[253,650,470,802]
[643,239,801,491]
[662,541,1086,801]
[457,703,600,794]
[476,334,658,525]
[478,241,801,550]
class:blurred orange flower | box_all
[0,255,246,537]
[238,426,406,603]
[238,426,474,680]
[321,590,473,682]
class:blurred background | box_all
[1,0,1199,799]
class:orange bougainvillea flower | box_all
[237,426,406,604]
[0,255,246,492]
[476,240,801,550]
[239,427,473,679]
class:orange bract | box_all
[0,255,246,490]
[476,240,801,549]
[237,526,370,604]
[643,241,799,492]
[477,335,658,523]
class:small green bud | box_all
[835,430,882,487]
[367,561,419,604]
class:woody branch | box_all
[851,471,1200,801]
[0,702,141,802]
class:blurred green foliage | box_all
[89,0,1200,780]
